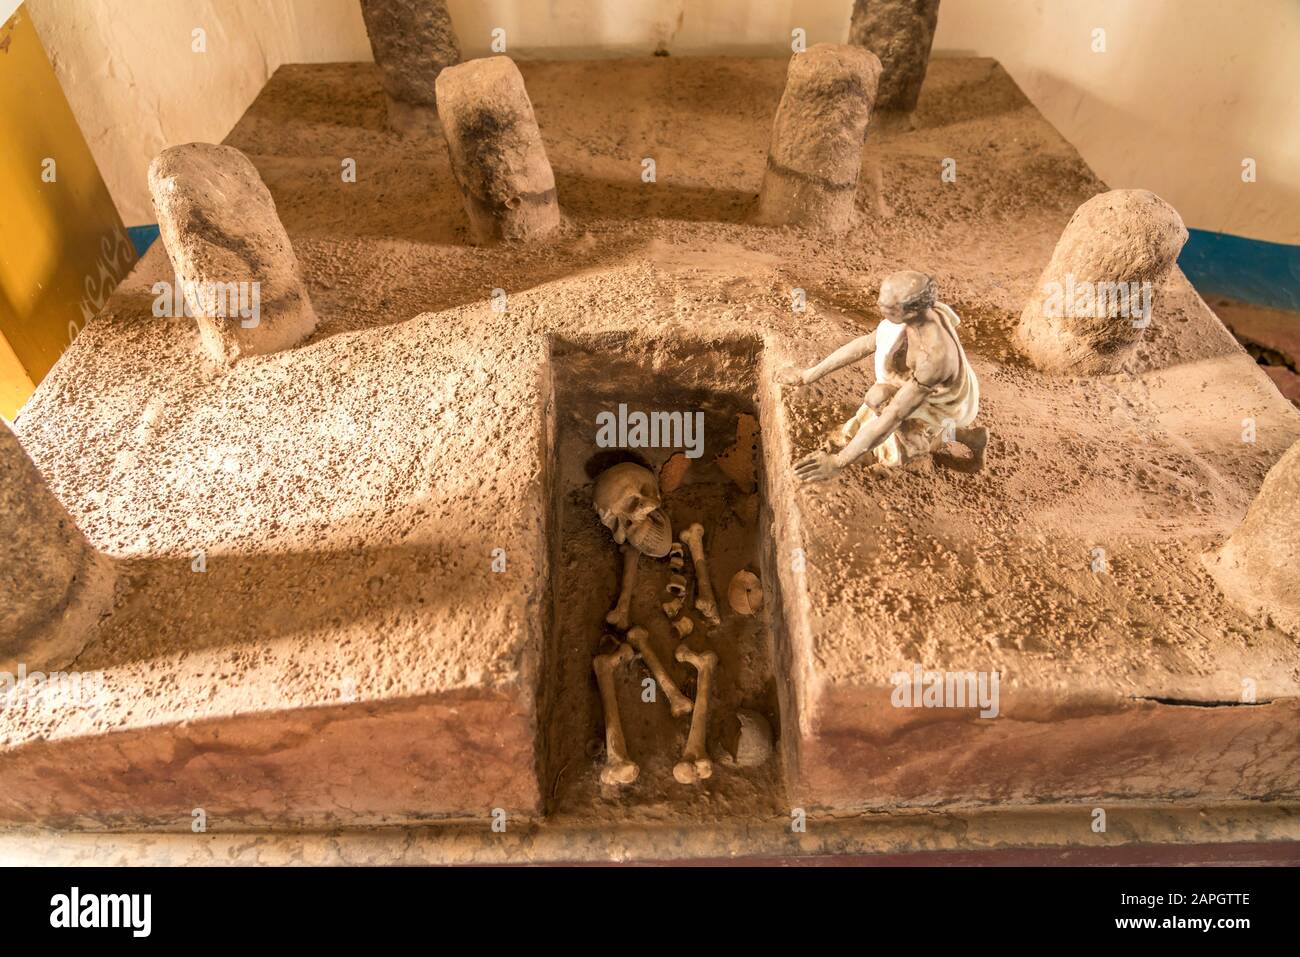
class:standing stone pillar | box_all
[435,56,561,244]
[149,143,319,364]
[1207,439,1300,636]
[1016,189,1188,374]
[360,0,461,134]
[752,44,882,232]
[1,422,113,673]
[849,0,940,120]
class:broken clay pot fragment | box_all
[719,708,774,768]
[728,570,763,616]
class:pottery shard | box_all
[149,143,318,364]
[360,0,460,110]
[849,0,940,115]
[1207,439,1300,636]
[435,56,561,244]
[1016,189,1188,375]
[720,708,774,768]
[1,422,111,672]
[728,570,764,616]
[659,451,691,493]
[715,413,760,493]
[753,43,882,232]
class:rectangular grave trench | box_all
[540,332,791,820]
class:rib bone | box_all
[680,523,721,625]
[592,643,638,786]
[674,644,718,784]
[605,544,638,631]
[626,626,693,717]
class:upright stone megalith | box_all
[1,422,113,673]
[753,44,882,232]
[849,0,940,118]
[360,0,461,134]
[149,143,319,364]
[1017,189,1188,375]
[1207,439,1300,636]
[435,56,561,244]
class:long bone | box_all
[592,643,639,786]
[606,544,638,631]
[626,626,693,717]
[673,644,718,784]
[680,523,721,625]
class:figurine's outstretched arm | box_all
[780,331,876,385]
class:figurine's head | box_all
[878,270,937,325]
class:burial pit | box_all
[543,333,787,821]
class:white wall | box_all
[935,0,1300,244]
[26,0,1300,244]
[26,0,372,226]
[447,0,850,58]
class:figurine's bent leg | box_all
[865,382,898,411]
[829,403,871,451]
[831,382,897,451]
[829,405,906,466]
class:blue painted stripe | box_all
[126,223,160,257]
[1179,229,1300,311]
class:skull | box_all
[592,462,672,557]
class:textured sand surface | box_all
[6,56,1298,828]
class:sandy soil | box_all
[9,55,1298,826]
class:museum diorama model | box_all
[1,0,1296,863]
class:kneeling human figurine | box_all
[782,270,987,482]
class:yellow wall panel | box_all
[0,5,136,420]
